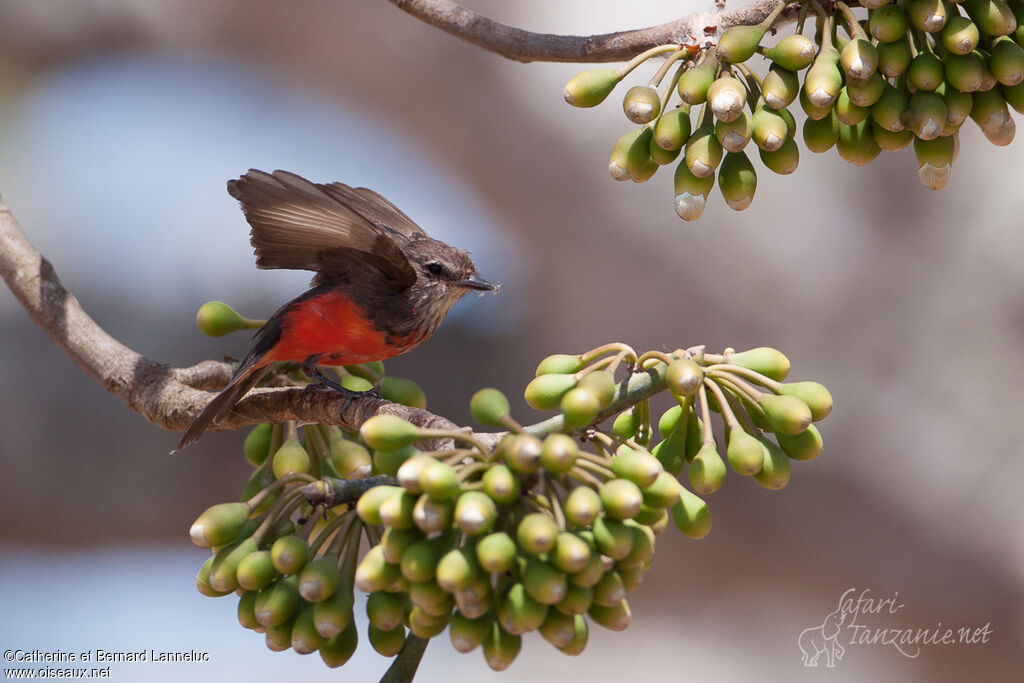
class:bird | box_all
[176,169,497,450]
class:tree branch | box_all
[0,196,458,437]
[386,0,800,63]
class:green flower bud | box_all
[568,549,605,588]
[470,388,511,428]
[776,381,833,421]
[841,38,880,82]
[588,599,632,631]
[619,565,647,592]
[805,47,843,109]
[803,111,840,153]
[613,409,640,440]
[775,424,824,461]
[672,487,713,538]
[752,436,791,490]
[564,68,623,107]
[908,52,945,91]
[759,136,800,175]
[908,0,949,33]
[368,623,407,657]
[538,609,577,649]
[608,126,654,181]
[848,71,887,107]
[673,160,715,221]
[942,16,981,55]
[906,91,949,140]
[501,433,543,474]
[195,301,261,337]
[872,123,914,151]
[237,589,260,629]
[196,555,232,597]
[618,523,655,569]
[653,106,693,151]
[254,575,300,627]
[878,37,913,77]
[355,485,403,526]
[298,553,341,603]
[498,583,548,635]
[759,393,813,435]
[593,516,634,560]
[525,373,578,410]
[990,36,1024,86]
[455,581,494,620]
[540,433,578,473]
[396,454,432,493]
[560,387,601,429]
[557,616,589,655]
[367,590,405,631]
[243,423,273,467]
[449,612,491,653]
[765,34,817,71]
[610,449,663,489]
[592,570,626,607]
[409,580,455,616]
[536,353,585,376]
[264,619,293,652]
[678,55,719,105]
[1003,81,1024,113]
[871,83,910,131]
[579,370,617,407]
[272,437,310,478]
[360,414,419,451]
[378,489,418,530]
[373,445,419,477]
[400,537,446,584]
[707,74,747,123]
[623,85,662,124]
[320,621,358,668]
[268,536,307,576]
[564,486,603,527]
[914,134,957,189]
[685,124,724,178]
[727,429,765,475]
[940,83,974,126]
[517,512,559,554]
[870,5,910,42]
[688,439,726,494]
[665,358,704,398]
[550,531,593,574]
[313,586,354,638]
[340,374,374,393]
[727,347,790,381]
[971,88,1016,144]
[476,531,518,573]
[718,23,770,64]
[410,605,450,640]
[963,0,1016,37]
[483,622,522,671]
[209,537,258,593]
[190,502,251,549]
[718,151,757,211]
[648,134,682,165]
[455,491,499,535]
[378,376,427,409]
[290,605,326,654]
[412,493,454,533]
[836,119,882,165]
[642,471,682,509]
[556,583,594,616]
[326,432,370,479]
[481,463,521,504]
[523,557,568,605]
[354,544,399,594]
[762,65,800,110]
[752,105,789,151]
[599,478,644,520]
[436,547,479,593]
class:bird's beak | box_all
[458,275,499,292]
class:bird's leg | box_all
[301,356,380,416]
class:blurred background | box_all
[0,1,1021,681]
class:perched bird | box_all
[176,169,497,450]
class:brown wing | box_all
[227,169,417,288]
[321,183,428,239]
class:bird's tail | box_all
[175,363,269,452]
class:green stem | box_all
[703,377,741,431]
[379,636,430,683]
[615,45,684,78]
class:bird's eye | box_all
[425,262,444,277]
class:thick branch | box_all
[0,196,457,437]
[387,0,799,63]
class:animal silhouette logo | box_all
[798,608,846,667]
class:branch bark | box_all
[0,196,458,438]
[386,0,799,63]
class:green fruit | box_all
[368,623,406,657]
[540,433,578,473]
[270,535,309,575]
[942,16,981,54]
[707,75,748,122]
[672,487,712,538]
[840,38,880,81]
[649,134,682,165]
[412,493,454,533]
[990,36,1024,85]
[564,68,623,107]
[436,547,480,593]
[340,374,374,392]
[326,432,370,478]
[871,83,910,131]
[378,376,426,408]
[908,0,949,32]
[561,386,601,429]
[588,599,632,631]
[454,491,498,535]
[848,70,887,107]
[320,622,358,668]
[551,531,594,574]
[313,585,354,638]
[470,388,510,427]
[836,119,882,166]
[190,502,251,548]
[237,549,278,592]
[593,517,634,560]
[678,56,718,105]
[209,537,258,593]
[196,556,233,597]
[195,301,260,337]
[420,460,460,500]
[264,619,294,652]
[599,478,644,520]
[592,570,626,607]
[298,553,341,602]
[380,527,422,564]
[502,433,543,474]
[360,414,419,451]
[568,550,604,588]
[610,449,663,488]
[945,52,986,92]
[523,558,569,605]
[836,88,869,125]
[578,370,616,407]
[481,463,521,504]
[354,545,398,594]
[243,423,273,467]
[877,37,913,77]
[906,91,949,140]
[355,485,402,526]
[759,136,800,175]
[254,575,300,627]
[449,612,491,653]
[803,111,840,153]
[539,609,578,649]
[367,590,405,631]
[870,5,910,42]
[476,531,518,573]
[378,489,417,530]
[536,354,584,376]
[962,0,1016,36]
[651,432,685,477]
[914,134,957,189]
[517,512,559,554]
[237,589,260,629]
[940,83,974,126]
[759,394,813,435]
[410,580,455,616]
[726,429,764,475]
[558,616,590,655]
[408,605,450,639]
[726,347,790,380]
[272,437,310,478]
[623,85,662,124]
[684,124,724,178]
[752,436,791,490]
[642,471,682,509]
[556,583,595,615]
[971,88,1014,144]
[654,106,693,151]
[400,537,445,583]
[762,65,800,109]
[718,151,757,211]
[498,583,548,636]
[804,47,843,109]
[613,409,640,439]
[373,445,418,478]
[564,486,603,527]
[715,110,753,152]
[618,523,655,569]
[1004,81,1024,113]
[765,34,817,71]
[525,373,577,410]
[871,123,914,151]
[718,23,770,64]
[909,52,945,91]
[483,623,523,671]
[608,126,654,181]
[673,161,715,221]
[777,381,833,421]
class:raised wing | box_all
[321,184,427,239]
[227,169,417,288]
